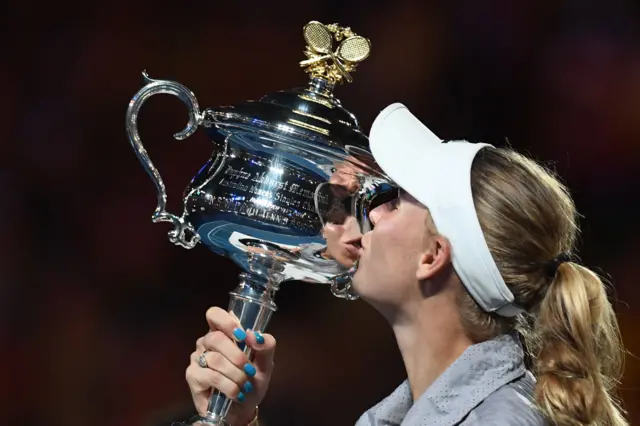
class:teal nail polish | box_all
[237,392,245,402]
[244,363,256,377]
[255,332,265,345]
[233,328,246,341]
[243,381,253,393]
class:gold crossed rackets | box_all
[300,21,371,83]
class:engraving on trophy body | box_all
[180,128,347,286]
[185,137,326,236]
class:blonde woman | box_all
[185,104,627,426]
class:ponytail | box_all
[533,262,627,426]
[464,147,628,424]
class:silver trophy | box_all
[126,21,394,426]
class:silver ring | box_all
[196,351,209,368]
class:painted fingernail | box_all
[243,381,253,393]
[233,328,246,341]
[244,363,257,377]
[237,392,245,402]
[254,332,265,345]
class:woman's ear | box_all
[416,235,452,281]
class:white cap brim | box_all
[368,103,523,317]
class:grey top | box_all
[355,333,547,426]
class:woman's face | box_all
[322,183,435,307]
[353,190,433,305]
[320,157,448,308]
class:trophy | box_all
[126,21,394,425]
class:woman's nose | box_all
[340,216,363,243]
[369,206,384,225]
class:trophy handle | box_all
[125,71,203,249]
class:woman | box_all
[185,104,627,425]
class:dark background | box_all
[3,1,640,425]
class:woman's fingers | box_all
[205,307,245,341]
[185,363,244,413]
[245,330,276,375]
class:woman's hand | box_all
[185,307,276,425]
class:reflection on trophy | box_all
[126,20,394,425]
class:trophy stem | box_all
[307,77,335,96]
[178,272,278,426]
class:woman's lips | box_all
[344,244,360,259]
[342,237,362,260]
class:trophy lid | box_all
[204,21,372,151]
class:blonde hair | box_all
[459,147,627,426]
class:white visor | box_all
[369,103,523,317]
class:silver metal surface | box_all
[125,71,202,249]
[330,259,360,300]
[125,23,395,425]
[197,272,277,424]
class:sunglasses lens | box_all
[314,180,399,231]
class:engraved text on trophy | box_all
[187,157,326,235]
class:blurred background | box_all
[3,1,640,425]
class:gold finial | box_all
[299,21,371,85]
